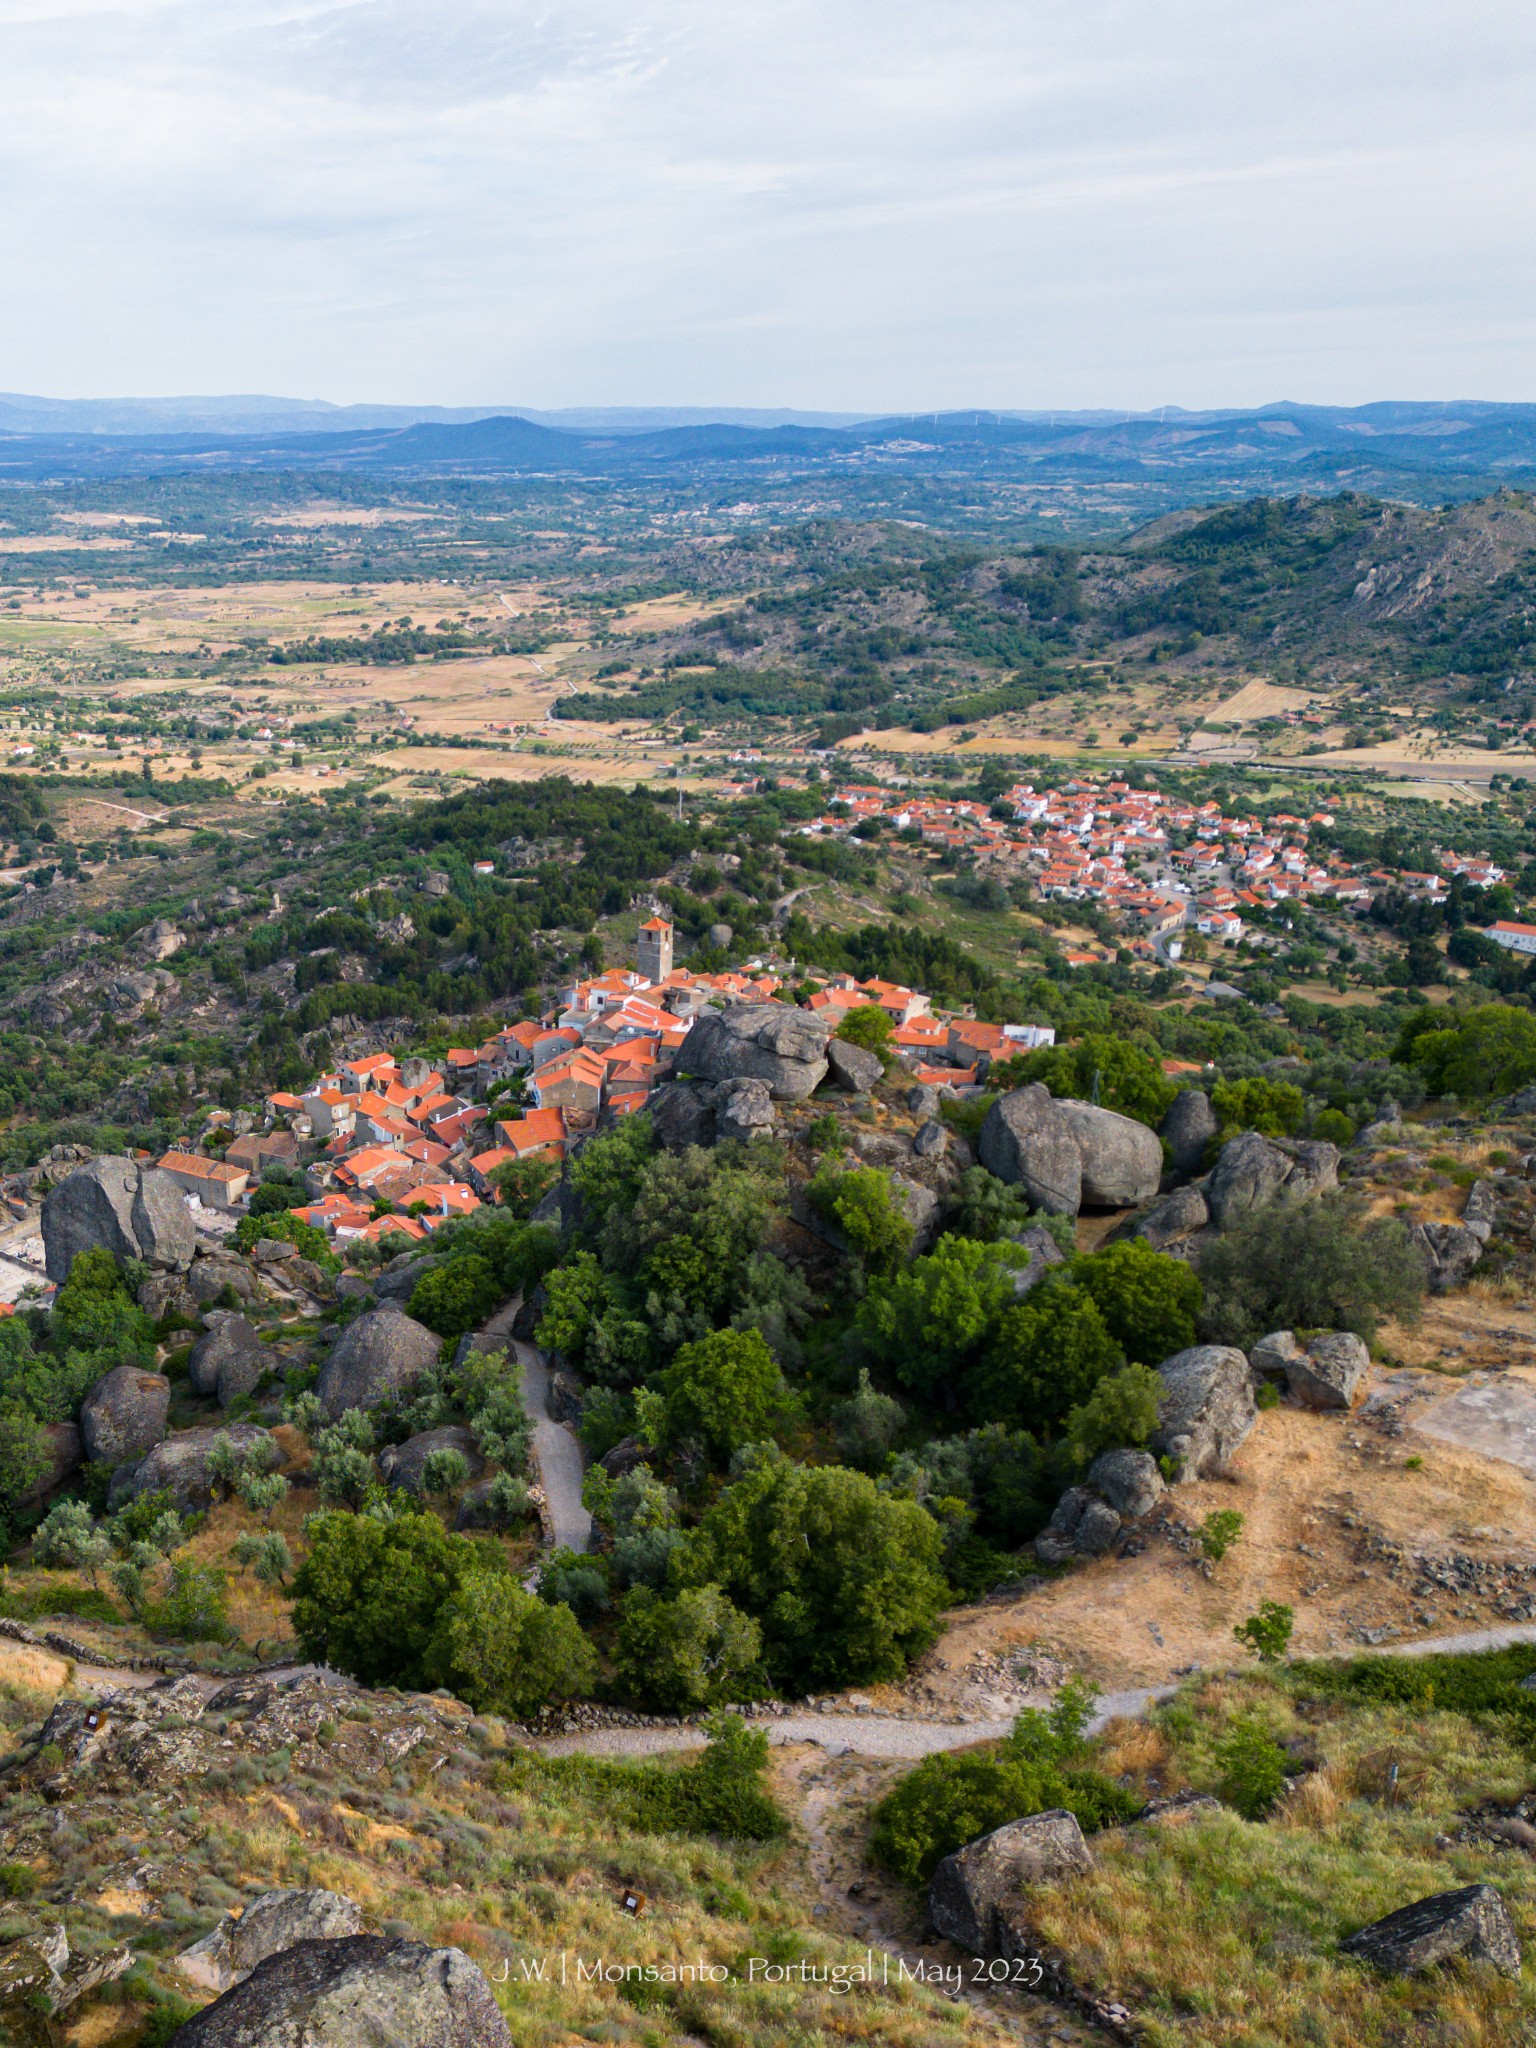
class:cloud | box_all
[0,0,1532,405]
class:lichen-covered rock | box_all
[977,1086,1082,1215]
[1007,1223,1066,1297]
[1132,1184,1210,1250]
[1160,1088,1217,1176]
[890,1174,943,1254]
[1249,1329,1302,1383]
[109,1424,280,1511]
[316,1307,441,1420]
[1287,1330,1369,1410]
[1056,1100,1163,1208]
[1462,1179,1499,1243]
[1410,1220,1483,1294]
[1339,1884,1520,1979]
[648,1080,717,1150]
[188,1257,258,1307]
[166,1934,514,2047]
[42,1156,194,1282]
[1282,1139,1341,1203]
[378,1426,485,1495]
[825,1037,885,1094]
[912,1119,947,1160]
[1088,1448,1165,1519]
[176,1890,364,1996]
[1205,1132,1292,1229]
[1034,1486,1119,1559]
[676,1003,833,1100]
[907,1084,940,1119]
[929,1811,1094,1955]
[714,1077,776,1143]
[372,1254,443,1303]
[79,1366,170,1467]
[1151,1345,1256,1479]
[188,1315,268,1405]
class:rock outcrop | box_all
[109,1424,280,1511]
[977,1087,1082,1215]
[188,1315,269,1406]
[1205,1132,1339,1230]
[1034,1487,1121,1564]
[1007,1223,1066,1297]
[928,1811,1094,1955]
[166,1934,514,2047]
[676,1003,833,1100]
[1339,1884,1520,1979]
[79,1366,170,1467]
[825,1038,885,1094]
[316,1306,442,1420]
[372,1254,443,1303]
[176,1890,364,1996]
[1088,1448,1165,1520]
[187,1257,258,1307]
[1287,1330,1369,1410]
[1131,1184,1210,1251]
[1151,1345,1255,1479]
[1410,1220,1483,1294]
[41,1155,194,1282]
[1056,1100,1163,1208]
[378,1426,486,1495]
[1160,1088,1217,1176]
[714,1077,776,1143]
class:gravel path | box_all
[479,1297,591,1554]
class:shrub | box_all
[290,1506,488,1688]
[409,1255,503,1339]
[420,1447,473,1500]
[1072,1240,1202,1366]
[856,1235,1023,1402]
[808,1165,913,1272]
[231,1210,331,1263]
[1062,1362,1163,1465]
[975,1281,1124,1430]
[999,1034,1175,1126]
[489,1153,559,1218]
[1198,1191,1425,1349]
[830,1369,906,1469]
[1199,1509,1245,1563]
[613,1584,764,1711]
[232,1531,293,1587]
[426,1573,596,1719]
[1211,1076,1306,1137]
[146,1561,231,1642]
[523,1710,786,1840]
[537,1545,610,1622]
[1215,1716,1288,1818]
[1310,1107,1356,1147]
[1234,1599,1293,1661]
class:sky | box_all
[0,0,1531,411]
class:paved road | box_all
[480,1298,591,1554]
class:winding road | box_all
[479,1299,591,1553]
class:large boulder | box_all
[109,1424,280,1511]
[187,1258,258,1307]
[378,1426,485,1495]
[176,1890,364,1997]
[1131,1184,1210,1251]
[188,1316,269,1406]
[1088,1448,1165,1520]
[929,1811,1094,1955]
[891,1174,943,1255]
[1410,1220,1483,1294]
[79,1366,170,1468]
[714,1077,776,1144]
[42,1156,194,1282]
[1151,1345,1256,1479]
[1286,1330,1369,1411]
[1204,1132,1292,1230]
[316,1307,442,1420]
[1160,1089,1217,1176]
[1056,1100,1163,1208]
[977,1087,1082,1215]
[1205,1132,1340,1231]
[1034,1487,1121,1563]
[677,1003,833,1100]
[1339,1884,1520,1980]
[1249,1329,1302,1384]
[648,1080,717,1150]
[372,1254,443,1304]
[166,1934,514,2047]
[825,1037,885,1094]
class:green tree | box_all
[856,1235,1023,1404]
[409,1255,503,1339]
[613,1584,763,1711]
[675,1451,947,1690]
[1001,1033,1175,1125]
[1199,1509,1244,1562]
[1216,1715,1289,1818]
[830,1369,906,1470]
[1397,1003,1536,1099]
[1199,1191,1425,1349]
[1072,1240,1202,1365]
[1062,1363,1163,1466]
[1210,1076,1306,1137]
[835,1004,895,1060]
[426,1574,596,1718]
[570,1113,655,1232]
[290,1506,484,1688]
[809,1165,913,1272]
[489,1153,559,1218]
[0,1402,48,1538]
[655,1328,790,1465]
[974,1281,1124,1430]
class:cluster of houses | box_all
[153,914,1053,1248]
[799,776,1510,946]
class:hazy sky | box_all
[0,0,1531,409]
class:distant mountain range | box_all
[3,398,1536,487]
